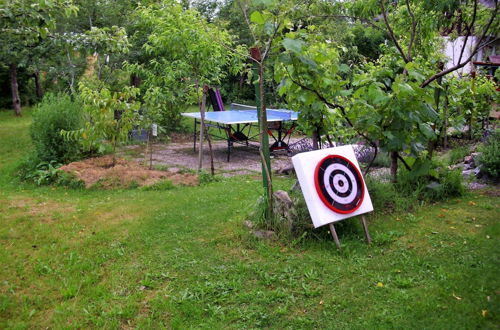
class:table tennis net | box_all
[230,103,257,111]
[230,103,293,120]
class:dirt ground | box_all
[124,135,296,177]
[59,155,199,188]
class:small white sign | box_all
[292,145,373,228]
[151,123,158,137]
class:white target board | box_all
[292,145,373,228]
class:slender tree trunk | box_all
[34,70,43,100]
[130,73,141,88]
[9,63,21,116]
[443,86,449,148]
[390,151,398,183]
[312,129,320,150]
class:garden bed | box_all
[59,155,198,188]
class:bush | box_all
[365,176,419,212]
[30,93,83,164]
[477,131,500,179]
[395,165,464,202]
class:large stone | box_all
[272,190,296,231]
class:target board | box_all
[292,145,373,228]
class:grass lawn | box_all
[0,109,499,328]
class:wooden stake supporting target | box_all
[292,145,374,249]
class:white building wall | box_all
[443,36,479,76]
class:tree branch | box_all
[239,0,257,45]
[397,154,412,171]
[420,3,498,89]
[405,0,417,61]
[283,65,378,174]
[298,15,384,31]
[380,0,409,63]
[456,0,478,65]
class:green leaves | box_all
[282,38,305,53]
[250,11,266,25]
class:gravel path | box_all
[126,139,295,177]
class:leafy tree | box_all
[63,78,141,166]
[131,1,241,133]
[275,0,498,182]
[0,0,78,115]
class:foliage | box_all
[62,78,141,164]
[130,2,243,133]
[0,0,78,114]
[19,160,61,186]
[30,93,84,164]
[447,76,498,139]
[140,179,175,191]
[198,171,223,185]
[365,176,419,213]
[478,130,500,179]
[448,145,471,165]
[395,165,465,202]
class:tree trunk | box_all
[312,129,320,150]
[130,73,141,88]
[390,151,398,183]
[34,70,43,100]
[9,63,21,116]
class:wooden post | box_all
[329,223,341,249]
[198,87,207,171]
[360,215,372,244]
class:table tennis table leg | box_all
[193,118,197,152]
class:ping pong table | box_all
[181,104,299,161]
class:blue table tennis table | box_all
[182,105,299,161]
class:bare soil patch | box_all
[124,133,296,177]
[59,155,198,188]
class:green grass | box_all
[0,109,499,328]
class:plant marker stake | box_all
[198,86,208,171]
[360,215,372,244]
[329,223,341,249]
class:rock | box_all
[272,190,296,233]
[474,166,482,179]
[448,163,464,171]
[274,190,293,207]
[291,180,301,192]
[464,162,475,170]
[462,169,474,179]
[253,230,276,239]
[277,164,295,175]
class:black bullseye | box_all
[314,155,364,214]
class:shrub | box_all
[478,130,500,179]
[365,176,419,212]
[30,93,83,164]
[395,165,464,202]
